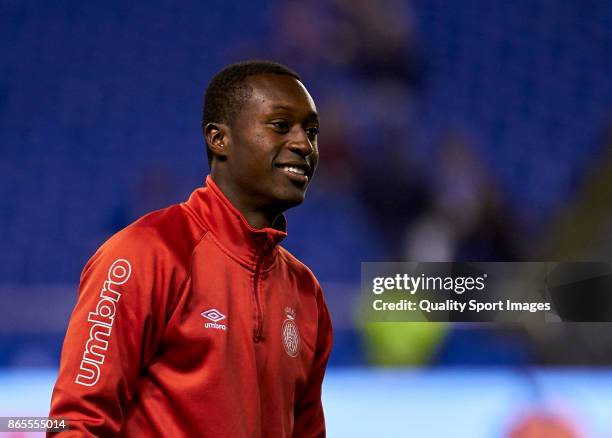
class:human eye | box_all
[270,120,290,133]
[306,126,319,140]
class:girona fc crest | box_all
[282,308,300,358]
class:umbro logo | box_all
[201,309,226,322]
[201,308,227,330]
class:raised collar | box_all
[182,175,287,271]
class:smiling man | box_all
[49,61,333,437]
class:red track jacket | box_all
[49,176,333,437]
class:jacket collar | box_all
[183,175,287,270]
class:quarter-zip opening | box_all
[252,245,268,343]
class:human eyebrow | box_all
[304,112,319,130]
[269,105,319,122]
[308,112,319,125]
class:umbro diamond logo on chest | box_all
[201,308,227,330]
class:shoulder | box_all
[85,203,208,278]
[277,246,322,297]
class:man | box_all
[49,60,333,437]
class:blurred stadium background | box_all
[2,0,612,436]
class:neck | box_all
[240,204,280,229]
[210,173,282,229]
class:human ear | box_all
[205,122,229,161]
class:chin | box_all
[277,195,305,210]
[273,189,306,210]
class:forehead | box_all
[242,74,317,116]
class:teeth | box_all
[281,165,305,175]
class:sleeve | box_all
[48,230,182,437]
[293,286,333,438]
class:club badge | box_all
[282,307,300,358]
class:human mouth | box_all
[275,163,311,183]
[280,165,306,175]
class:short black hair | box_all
[202,60,301,167]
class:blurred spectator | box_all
[403,128,519,262]
[506,412,581,438]
[266,0,425,86]
[523,120,612,365]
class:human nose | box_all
[287,129,314,158]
